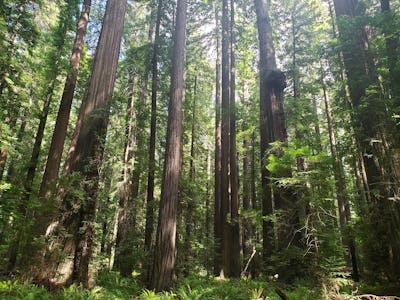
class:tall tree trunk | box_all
[114,73,136,276]
[129,58,151,225]
[39,0,91,201]
[115,18,154,273]
[333,0,400,280]
[8,0,77,270]
[242,80,253,275]
[254,0,300,268]
[213,1,222,276]
[206,146,212,243]
[36,0,127,287]
[254,0,278,262]
[184,74,197,272]
[229,0,241,277]
[150,0,187,291]
[321,62,359,281]
[32,0,91,252]
[144,0,162,285]
[286,4,303,251]
[220,0,231,278]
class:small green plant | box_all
[250,288,264,300]
[0,280,50,300]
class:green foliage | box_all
[1,0,400,293]
[0,280,50,300]
[0,272,373,299]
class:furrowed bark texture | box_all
[254,0,299,264]
[254,0,277,261]
[213,2,222,276]
[151,0,187,291]
[37,0,127,287]
[39,0,91,200]
[333,0,400,280]
[220,0,231,278]
[229,0,241,277]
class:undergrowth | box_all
[0,271,364,299]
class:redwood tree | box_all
[150,0,187,291]
[254,0,279,261]
[229,0,241,277]
[144,0,163,283]
[254,0,300,265]
[39,0,91,201]
[36,0,127,287]
[333,0,400,280]
[213,1,222,276]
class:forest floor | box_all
[0,270,398,299]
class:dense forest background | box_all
[1,0,400,298]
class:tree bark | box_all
[242,80,253,276]
[144,0,162,286]
[254,0,300,266]
[183,74,197,272]
[9,0,76,270]
[254,0,276,262]
[36,0,127,287]
[213,1,222,276]
[333,0,400,280]
[150,0,187,291]
[321,62,359,281]
[39,0,91,201]
[229,0,241,277]
[114,73,136,276]
[220,0,231,278]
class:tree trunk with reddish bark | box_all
[35,0,127,287]
[333,0,400,280]
[254,0,299,266]
[150,0,187,291]
[229,0,240,277]
[213,1,222,276]
[144,0,162,285]
[39,0,91,201]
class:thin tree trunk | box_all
[213,1,222,276]
[220,0,231,278]
[242,82,250,267]
[144,0,162,286]
[229,0,240,277]
[184,74,197,272]
[206,146,212,242]
[311,97,322,152]
[129,57,151,224]
[115,20,153,273]
[36,0,127,287]
[321,62,359,281]
[150,0,187,291]
[24,88,55,199]
[39,0,91,201]
[114,74,136,276]
[8,3,75,270]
